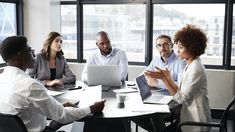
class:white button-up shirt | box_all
[81,48,128,81]
[0,66,91,132]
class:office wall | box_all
[23,0,60,53]
[68,63,235,109]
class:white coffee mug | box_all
[116,94,128,103]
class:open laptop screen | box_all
[135,74,152,100]
[87,65,121,86]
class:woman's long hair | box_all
[41,32,64,60]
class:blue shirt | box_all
[146,51,186,88]
[81,48,128,81]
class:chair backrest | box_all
[220,97,235,132]
[0,113,28,132]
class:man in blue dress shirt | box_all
[144,34,186,89]
[81,31,128,82]
[134,34,186,132]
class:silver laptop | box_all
[135,75,172,104]
[87,65,121,88]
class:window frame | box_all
[0,0,23,67]
[61,0,235,69]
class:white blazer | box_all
[173,57,211,132]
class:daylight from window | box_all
[0,2,16,63]
[61,5,77,59]
[153,4,225,65]
[61,4,227,65]
[232,4,235,65]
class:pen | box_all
[68,86,82,90]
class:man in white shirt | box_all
[81,31,128,81]
[0,36,105,132]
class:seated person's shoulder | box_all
[89,49,100,56]
[20,77,46,91]
[114,48,126,55]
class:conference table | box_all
[51,81,171,132]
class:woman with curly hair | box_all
[145,24,211,132]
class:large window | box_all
[232,4,235,65]
[60,0,235,69]
[0,2,17,64]
[61,5,77,59]
[153,4,225,65]
[83,4,146,62]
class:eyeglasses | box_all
[21,48,35,57]
[156,43,171,48]
[28,49,36,57]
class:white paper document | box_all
[130,104,170,113]
[78,85,102,108]
[113,88,138,94]
[47,90,64,97]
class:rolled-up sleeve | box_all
[28,82,91,124]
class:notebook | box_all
[135,75,172,104]
[87,65,121,90]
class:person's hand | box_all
[153,67,173,83]
[144,74,158,87]
[146,77,158,87]
[63,102,78,108]
[46,79,63,87]
[89,99,106,114]
[144,70,164,79]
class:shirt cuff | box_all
[173,90,182,104]
[83,107,91,115]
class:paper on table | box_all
[78,85,102,108]
[113,88,138,94]
[47,90,64,97]
[129,104,170,113]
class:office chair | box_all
[177,97,235,132]
[0,113,28,132]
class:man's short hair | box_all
[96,31,109,40]
[156,34,172,43]
[0,36,27,62]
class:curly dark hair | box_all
[41,32,64,60]
[174,24,207,59]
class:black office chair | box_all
[0,113,28,132]
[177,97,235,132]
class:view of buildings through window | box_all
[232,4,235,65]
[83,4,146,62]
[61,5,77,59]
[153,4,225,65]
[61,3,228,65]
[0,2,16,64]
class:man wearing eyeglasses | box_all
[134,35,186,132]
[145,34,186,89]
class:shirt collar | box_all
[99,48,114,58]
[160,50,177,65]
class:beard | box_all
[100,47,112,56]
